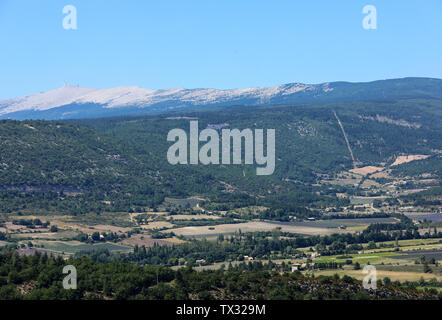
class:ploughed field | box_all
[390,249,442,261]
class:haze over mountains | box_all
[1,77,442,120]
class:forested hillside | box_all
[0,249,438,300]
[0,97,440,216]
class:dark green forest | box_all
[0,97,440,216]
[0,248,438,300]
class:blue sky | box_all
[0,0,441,99]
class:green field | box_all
[24,240,132,255]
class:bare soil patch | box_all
[391,155,430,166]
[350,166,384,175]
[168,221,352,238]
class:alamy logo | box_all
[362,5,377,30]
[62,265,77,289]
[362,265,377,290]
[62,5,77,30]
[167,121,275,175]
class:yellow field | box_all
[141,221,174,229]
[350,166,384,175]
[309,269,442,282]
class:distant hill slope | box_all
[1,77,442,120]
[0,97,440,215]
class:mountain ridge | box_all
[1,77,441,120]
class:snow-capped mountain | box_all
[0,86,98,115]
[0,78,441,120]
[0,82,329,119]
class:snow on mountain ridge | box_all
[75,86,156,108]
[0,85,99,115]
[0,82,330,115]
